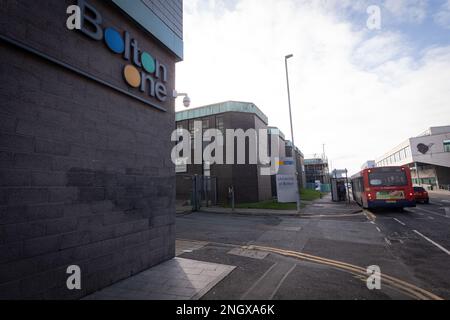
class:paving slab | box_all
[176,239,209,256]
[84,257,236,300]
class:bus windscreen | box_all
[369,169,408,187]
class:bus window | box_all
[370,179,383,186]
[369,170,407,187]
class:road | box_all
[175,193,450,300]
[366,192,450,299]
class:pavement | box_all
[84,257,235,300]
[181,196,361,217]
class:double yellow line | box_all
[244,245,443,300]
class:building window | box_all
[444,140,450,152]
[175,124,184,140]
[216,116,224,133]
[188,120,195,136]
[405,146,411,158]
[202,119,210,130]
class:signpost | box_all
[276,157,299,203]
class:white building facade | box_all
[375,126,450,190]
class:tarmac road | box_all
[365,192,450,299]
[175,193,450,300]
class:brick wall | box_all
[0,0,176,299]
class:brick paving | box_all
[84,257,235,300]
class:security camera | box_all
[183,95,191,108]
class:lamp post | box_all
[285,54,301,212]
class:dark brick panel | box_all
[0,0,177,299]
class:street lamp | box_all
[285,54,301,212]
[173,90,191,108]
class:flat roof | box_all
[268,127,286,140]
[175,101,269,124]
[304,158,328,165]
[285,141,304,157]
[112,0,184,61]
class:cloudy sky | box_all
[175,0,450,174]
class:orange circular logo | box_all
[123,65,141,88]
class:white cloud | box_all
[383,0,428,24]
[434,0,450,29]
[353,32,411,68]
[177,0,450,174]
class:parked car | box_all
[413,187,429,204]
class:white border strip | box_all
[413,230,450,256]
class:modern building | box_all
[304,157,331,189]
[268,127,286,198]
[361,161,376,170]
[375,126,450,190]
[0,0,182,299]
[285,141,307,190]
[175,101,274,204]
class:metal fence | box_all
[176,175,218,212]
[305,183,331,193]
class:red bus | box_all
[351,166,416,210]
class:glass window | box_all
[188,120,195,135]
[444,140,450,152]
[216,116,224,133]
[406,146,411,158]
[369,169,408,187]
[202,119,210,130]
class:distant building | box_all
[175,101,273,204]
[268,127,286,198]
[304,157,330,186]
[375,126,450,190]
[285,141,307,190]
[361,160,376,170]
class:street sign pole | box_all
[285,55,301,212]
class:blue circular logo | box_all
[104,28,124,54]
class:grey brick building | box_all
[175,101,273,204]
[285,140,307,190]
[0,0,182,299]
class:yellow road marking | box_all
[177,238,442,300]
[245,245,442,300]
